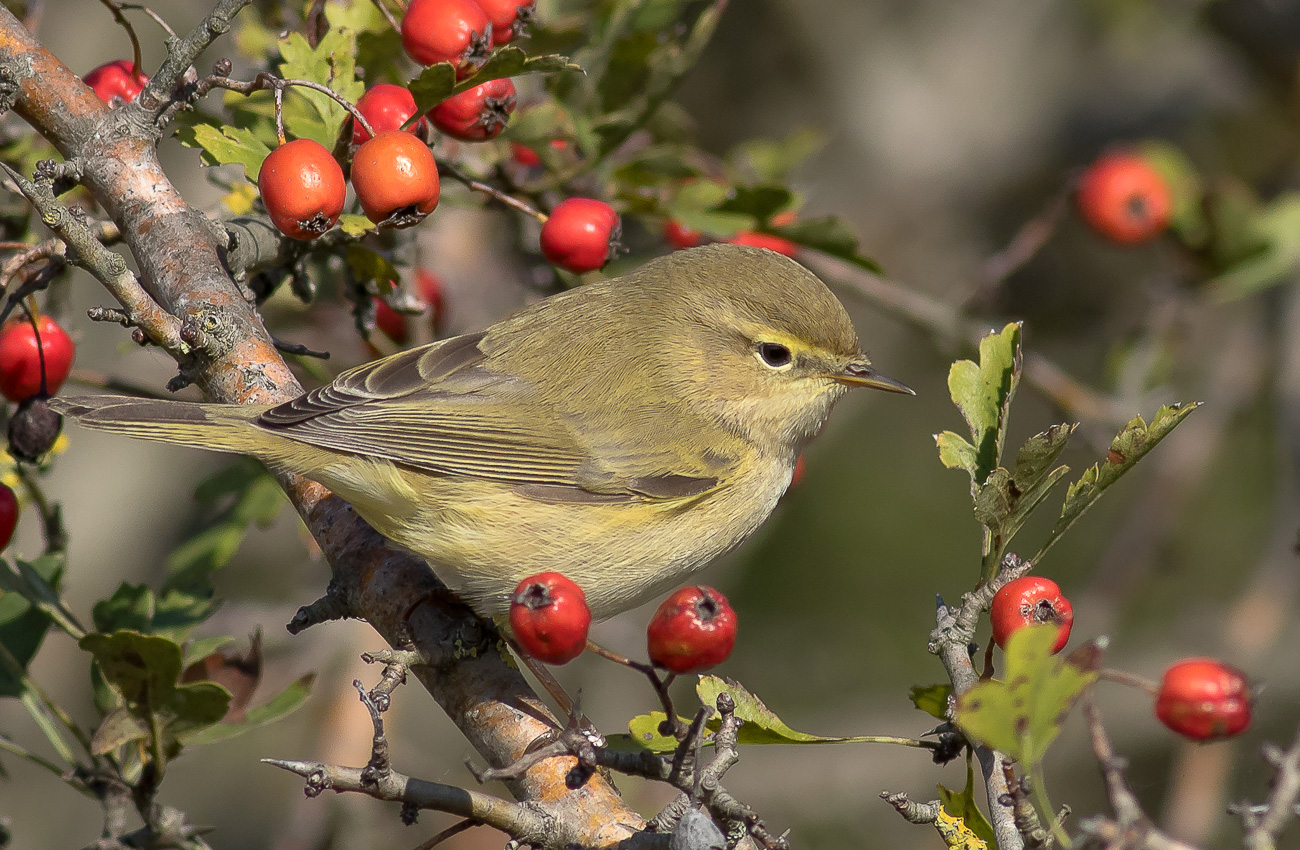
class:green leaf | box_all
[182,673,316,746]
[909,684,953,721]
[174,122,273,180]
[944,324,1023,493]
[729,129,825,183]
[937,757,998,849]
[954,625,1098,765]
[91,706,150,755]
[713,185,793,222]
[164,681,232,739]
[409,47,582,113]
[599,32,658,113]
[92,584,155,635]
[696,676,916,746]
[150,587,218,644]
[768,216,883,274]
[0,555,62,698]
[277,29,365,147]
[346,244,401,290]
[626,710,700,753]
[1206,193,1300,301]
[972,425,1075,577]
[182,635,236,667]
[80,631,182,708]
[1033,403,1200,563]
[936,432,978,476]
[339,214,375,237]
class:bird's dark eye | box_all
[757,342,793,368]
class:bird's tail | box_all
[50,395,272,455]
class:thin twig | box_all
[1240,721,1300,850]
[439,162,548,222]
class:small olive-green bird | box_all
[53,244,911,619]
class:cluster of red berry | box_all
[0,313,76,550]
[662,210,800,259]
[990,575,1252,742]
[509,572,738,674]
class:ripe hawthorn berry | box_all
[351,131,440,227]
[989,575,1073,654]
[476,0,536,45]
[258,139,346,240]
[353,84,426,144]
[0,315,74,403]
[401,0,493,77]
[373,299,409,345]
[1155,658,1252,741]
[540,198,621,274]
[647,586,738,674]
[431,78,517,142]
[790,454,806,488]
[664,219,703,250]
[0,483,17,550]
[510,139,568,168]
[1076,152,1173,244]
[509,572,591,664]
[416,268,445,334]
[729,231,799,257]
[83,59,147,106]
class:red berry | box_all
[509,572,591,664]
[1155,659,1252,741]
[258,139,346,240]
[0,483,17,550]
[353,84,426,145]
[540,198,621,273]
[0,316,74,402]
[729,231,798,258]
[83,59,147,106]
[416,269,445,334]
[351,131,441,227]
[511,142,541,167]
[647,586,738,674]
[374,299,408,345]
[476,0,535,45]
[1077,152,1172,244]
[664,219,702,250]
[401,0,493,77]
[431,78,517,142]
[990,576,1073,654]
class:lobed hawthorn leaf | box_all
[80,630,183,709]
[1033,403,1200,563]
[181,672,316,746]
[955,625,1099,766]
[277,29,365,148]
[909,683,954,721]
[0,554,62,697]
[941,323,1023,494]
[93,583,154,635]
[408,47,582,114]
[937,758,996,849]
[174,122,272,180]
[973,424,1076,577]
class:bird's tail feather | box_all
[50,395,271,455]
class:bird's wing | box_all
[256,332,725,502]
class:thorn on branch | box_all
[272,337,330,360]
[286,582,354,634]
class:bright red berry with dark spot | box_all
[258,139,346,240]
[351,131,440,227]
[509,572,591,664]
[374,299,408,345]
[0,316,74,403]
[990,576,1073,654]
[647,586,738,674]
[540,198,621,273]
[1156,659,1252,741]
[511,143,540,167]
[476,0,536,45]
[353,84,426,144]
[664,220,702,250]
[84,60,147,106]
[401,0,493,77]
[1077,152,1173,244]
[0,483,17,550]
[729,231,798,258]
[431,78,517,142]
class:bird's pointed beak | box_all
[834,360,915,394]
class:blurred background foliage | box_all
[2,0,1299,848]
